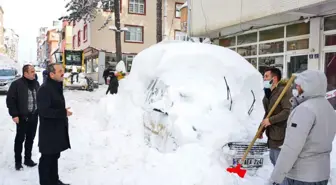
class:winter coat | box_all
[106,75,119,95]
[262,79,292,149]
[103,69,109,77]
[271,70,336,183]
[42,70,49,83]
[37,77,71,154]
[6,77,40,118]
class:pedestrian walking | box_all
[266,70,336,185]
[37,63,72,185]
[106,72,119,95]
[6,64,40,170]
[259,67,292,166]
[103,68,110,85]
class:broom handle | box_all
[239,75,296,164]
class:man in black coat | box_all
[37,63,72,185]
[6,64,40,170]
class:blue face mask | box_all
[263,80,272,89]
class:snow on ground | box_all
[0,42,336,185]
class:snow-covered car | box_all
[125,41,269,172]
[0,67,20,93]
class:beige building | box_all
[0,7,4,54]
[72,0,185,73]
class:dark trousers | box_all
[14,113,38,163]
[104,76,107,84]
[38,153,60,185]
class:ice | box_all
[1,41,335,185]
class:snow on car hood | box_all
[0,76,15,81]
[97,41,267,185]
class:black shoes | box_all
[24,159,37,167]
[15,163,23,171]
[58,180,70,185]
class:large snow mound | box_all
[97,41,269,184]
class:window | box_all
[259,56,284,74]
[128,0,145,15]
[83,24,88,42]
[77,30,81,47]
[325,52,336,109]
[219,37,235,47]
[174,30,186,41]
[259,27,284,41]
[325,34,336,46]
[324,15,336,31]
[103,0,113,12]
[259,41,284,55]
[72,35,76,49]
[175,3,183,18]
[124,25,143,43]
[246,58,257,68]
[286,22,310,37]
[237,45,257,56]
[237,32,257,45]
[287,39,309,50]
[287,55,308,77]
[126,55,135,72]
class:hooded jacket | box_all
[271,70,336,183]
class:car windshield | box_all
[0,69,15,76]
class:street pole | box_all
[114,0,122,62]
[163,0,168,40]
[156,0,163,42]
[187,0,191,41]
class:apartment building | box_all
[46,29,60,63]
[36,27,48,63]
[72,0,185,74]
[4,28,19,62]
[0,6,4,54]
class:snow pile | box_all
[97,41,268,184]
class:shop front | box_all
[215,15,336,108]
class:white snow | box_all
[0,41,335,185]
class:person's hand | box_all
[66,107,73,117]
[12,117,19,124]
[258,132,263,139]
[261,118,271,128]
[264,179,279,185]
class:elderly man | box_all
[267,70,336,185]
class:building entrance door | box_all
[286,54,308,77]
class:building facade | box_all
[188,0,336,109]
[71,0,185,74]
[46,29,60,63]
[0,6,5,54]
[36,27,48,63]
[4,28,19,62]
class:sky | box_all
[1,0,66,64]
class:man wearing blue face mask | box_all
[259,67,292,168]
[266,70,336,185]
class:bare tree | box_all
[114,0,122,62]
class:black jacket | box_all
[6,77,40,118]
[37,77,71,154]
[106,76,119,94]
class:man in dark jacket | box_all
[6,64,40,170]
[42,69,49,84]
[260,67,292,167]
[37,63,72,185]
[106,73,119,95]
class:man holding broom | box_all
[260,67,292,167]
[266,70,336,185]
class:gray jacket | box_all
[271,70,336,183]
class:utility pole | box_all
[114,0,122,62]
[156,0,162,42]
[163,0,168,40]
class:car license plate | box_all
[233,158,263,168]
